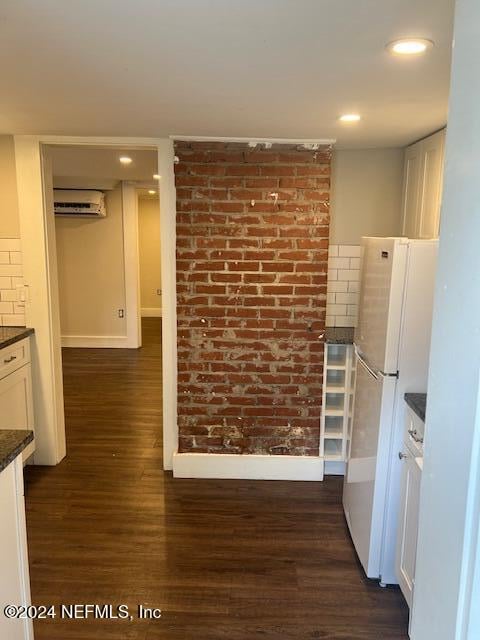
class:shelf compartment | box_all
[325,393,345,412]
[324,415,343,437]
[326,344,347,368]
[326,369,345,392]
[324,438,343,460]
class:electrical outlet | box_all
[118,309,124,318]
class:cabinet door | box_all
[0,364,34,431]
[0,364,34,461]
[396,450,422,608]
[401,142,423,238]
[418,130,445,238]
[0,458,33,639]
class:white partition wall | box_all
[411,1,480,638]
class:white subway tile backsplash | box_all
[328,245,338,257]
[336,292,358,305]
[0,239,21,252]
[327,269,338,281]
[0,240,25,327]
[0,301,13,314]
[328,281,348,293]
[327,244,361,328]
[328,257,350,270]
[9,252,22,265]
[0,264,23,277]
[337,269,360,282]
[338,245,361,258]
[1,290,17,302]
[326,304,347,316]
[2,314,26,327]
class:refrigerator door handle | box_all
[354,344,380,380]
[354,344,399,380]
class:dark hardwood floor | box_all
[24,318,408,639]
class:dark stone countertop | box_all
[0,430,34,473]
[0,327,34,351]
[325,327,355,344]
[405,393,427,422]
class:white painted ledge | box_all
[172,452,324,481]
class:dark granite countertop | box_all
[0,430,34,473]
[405,393,427,422]
[325,327,355,344]
[0,327,34,351]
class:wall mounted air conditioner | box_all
[53,189,107,218]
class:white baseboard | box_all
[141,307,162,317]
[61,335,130,348]
[173,452,324,481]
[324,461,346,476]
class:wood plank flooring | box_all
[24,318,408,639]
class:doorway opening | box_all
[47,143,163,463]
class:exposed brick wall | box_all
[175,141,331,456]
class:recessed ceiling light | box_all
[339,114,361,123]
[119,156,132,165]
[387,38,434,56]
[153,174,160,180]
[148,189,156,195]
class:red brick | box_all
[175,141,329,455]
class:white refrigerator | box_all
[343,237,438,586]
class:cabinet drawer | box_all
[0,339,31,381]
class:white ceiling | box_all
[50,146,158,190]
[0,0,454,148]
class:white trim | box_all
[121,182,142,348]
[61,335,130,348]
[141,307,162,317]
[324,461,346,476]
[157,140,177,471]
[173,452,324,481]
[171,135,336,146]
[13,135,177,471]
[14,138,66,465]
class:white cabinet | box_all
[401,129,446,239]
[0,339,34,462]
[0,456,34,639]
[396,406,424,617]
[396,448,422,609]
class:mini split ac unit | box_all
[53,190,107,218]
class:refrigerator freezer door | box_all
[343,355,397,579]
[355,237,408,375]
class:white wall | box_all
[138,196,161,315]
[0,135,20,238]
[55,184,127,343]
[330,148,404,245]
[411,1,480,638]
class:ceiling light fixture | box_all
[119,156,132,165]
[387,38,434,56]
[153,174,160,180]
[339,114,361,123]
[148,189,156,195]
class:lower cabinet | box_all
[0,456,34,639]
[396,446,422,610]
[0,339,34,462]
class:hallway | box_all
[24,318,408,639]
